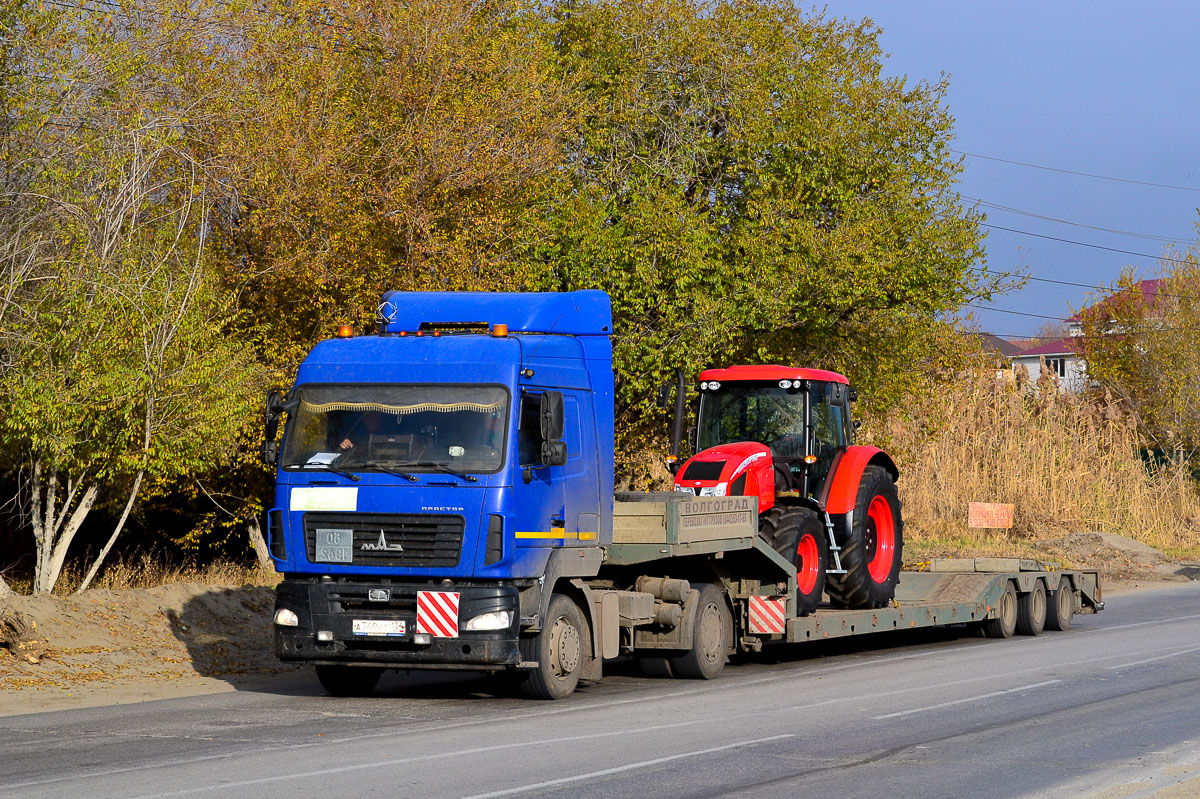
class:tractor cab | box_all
[674,366,852,510]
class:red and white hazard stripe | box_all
[748,596,787,635]
[417,590,460,638]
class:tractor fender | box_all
[822,446,899,515]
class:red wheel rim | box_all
[796,533,820,594]
[866,496,896,583]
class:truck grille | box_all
[303,512,465,568]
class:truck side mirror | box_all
[262,388,285,466]
[539,391,564,440]
[541,439,568,467]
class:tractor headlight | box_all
[463,610,513,631]
[699,482,728,497]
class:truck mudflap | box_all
[274,577,522,669]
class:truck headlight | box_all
[274,608,300,627]
[463,610,513,631]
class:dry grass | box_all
[870,368,1200,562]
[2,555,280,596]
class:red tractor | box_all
[666,365,902,615]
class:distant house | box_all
[1010,337,1088,392]
[1007,278,1164,393]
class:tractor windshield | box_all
[697,383,808,455]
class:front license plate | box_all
[352,619,406,637]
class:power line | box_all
[954,149,1200,193]
[963,195,1199,245]
[980,223,1200,267]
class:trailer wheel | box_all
[763,508,827,615]
[670,584,732,680]
[983,581,1018,639]
[828,466,903,610]
[1045,579,1075,631]
[315,665,384,697]
[1016,582,1047,636]
[519,593,589,700]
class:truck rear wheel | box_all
[519,593,589,700]
[1016,582,1047,636]
[669,584,732,679]
[315,665,384,697]
[1045,578,1075,631]
[983,581,1018,639]
[828,466,903,610]
[763,508,827,615]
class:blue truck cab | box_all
[267,291,621,693]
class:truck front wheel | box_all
[519,593,590,700]
[315,665,384,697]
[670,584,732,680]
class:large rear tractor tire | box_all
[1016,582,1047,636]
[669,584,733,680]
[983,581,1018,639]
[315,665,384,697]
[519,593,590,700]
[1045,578,1075,631]
[762,508,827,615]
[827,466,903,610]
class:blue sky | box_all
[830,1,1200,339]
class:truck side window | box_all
[517,393,542,465]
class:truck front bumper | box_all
[274,577,522,669]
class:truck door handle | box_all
[551,517,565,528]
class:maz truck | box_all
[262,291,1103,699]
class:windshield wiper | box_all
[301,462,362,482]
[408,461,479,483]
[369,464,419,483]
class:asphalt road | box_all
[3,583,1200,799]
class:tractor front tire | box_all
[827,466,903,610]
[763,508,827,615]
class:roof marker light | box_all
[335,324,353,338]
[492,323,509,337]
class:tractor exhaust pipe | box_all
[670,368,687,470]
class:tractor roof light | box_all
[779,380,792,389]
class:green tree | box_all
[0,0,262,593]
[524,0,1001,462]
[1077,254,1200,464]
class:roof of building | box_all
[1066,278,1163,323]
[972,332,1024,358]
[1014,337,1081,358]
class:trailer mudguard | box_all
[822,446,899,514]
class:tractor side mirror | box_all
[655,383,673,409]
[829,383,848,407]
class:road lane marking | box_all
[871,680,1063,720]
[457,734,795,799]
[112,720,712,799]
[1106,645,1200,670]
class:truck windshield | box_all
[281,385,509,475]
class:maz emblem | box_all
[362,530,404,552]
